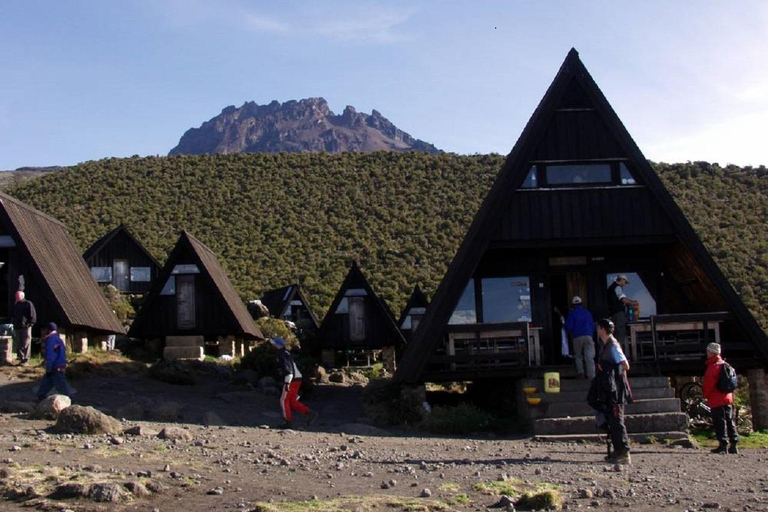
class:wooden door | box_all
[566,271,588,307]
[348,297,366,342]
[176,275,196,330]
[113,259,129,291]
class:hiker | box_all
[564,296,595,379]
[703,342,739,454]
[606,275,638,350]
[595,318,632,464]
[36,322,74,400]
[270,337,318,429]
[11,290,36,366]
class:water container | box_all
[544,372,560,393]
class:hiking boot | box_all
[711,441,728,454]
[606,448,631,465]
[306,410,319,427]
[728,442,739,454]
[277,421,293,430]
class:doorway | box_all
[113,259,129,291]
[549,270,588,363]
[176,275,196,330]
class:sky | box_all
[1,1,767,170]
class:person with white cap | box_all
[703,342,739,454]
[564,295,596,379]
[11,290,36,366]
[269,337,318,429]
[605,275,638,350]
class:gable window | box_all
[449,280,477,325]
[519,161,640,189]
[546,163,612,185]
[481,277,532,323]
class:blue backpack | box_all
[716,362,738,393]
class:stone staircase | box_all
[520,375,689,442]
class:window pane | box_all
[522,165,538,188]
[620,163,636,185]
[481,277,532,323]
[606,273,656,317]
[131,267,151,282]
[546,164,612,185]
[449,280,476,324]
[91,267,112,282]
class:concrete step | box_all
[534,412,687,436]
[529,386,676,404]
[544,397,682,418]
[165,335,204,348]
[522,375,670,392]
[534,431,690,443]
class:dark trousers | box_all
[711,404,738,444]
[607,403,629,452]
[37,370,73,400]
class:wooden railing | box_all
[425,322,541,376]
[628,312,730,362]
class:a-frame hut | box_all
[394,49,768,427]
[260,284,320,336]
[316,262,405,370]
[0,192,123,354]
[398,285,429,344]
[129,231,262,359]
[83,224,161,294]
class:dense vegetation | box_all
[7,154,767,333]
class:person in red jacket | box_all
[703,342,738,454]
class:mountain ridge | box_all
[169,98,441,156]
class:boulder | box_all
[55,405,122,435]
[158,426,193,441]
[329,371,346,384]
[0,401,35,414]
[88,482,127,503]
[257,376,278,391]
[123,425,159,437]
[36,395,72,419]
[314,366,329,383]
[234,369,260,386]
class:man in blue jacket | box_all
[36,322,73,401]
[564,296,596,379]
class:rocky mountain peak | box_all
[169,98,440,156]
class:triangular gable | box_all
[317,262,405,348]
[261,284,320,329]
[397,285,429,330]
[0,192,124,333]
[395,48,768,383]
[83,223,162,269]
[129,231,262,339]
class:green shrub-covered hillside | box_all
[7,154,767,332]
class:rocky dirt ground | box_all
[0,362,767,512]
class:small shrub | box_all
[101,285,135,326]
[255,317,299,349]
[516,489,563,510]
[363,379,425,427]
[240,342,279,380]
[419,402,492,434]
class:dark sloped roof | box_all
[261,284,320,329]
[0,192,124,333]
[83,223,162,268]
[397,285,429,328]
[318,262,405,346]
[394,48,768,383]
[129,231,262,339]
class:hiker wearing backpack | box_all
[703,342,739,454]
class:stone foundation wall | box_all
[747,369,768,431]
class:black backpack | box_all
[716,362,738,393]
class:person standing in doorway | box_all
[606,275,638,350]
[703,342,739,454]
[596,318,632,465]
[270,337,318,429]
[11,291,36,366]
[565,296,595,379]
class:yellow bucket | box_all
[544,372,560,393]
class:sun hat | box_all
[572,296,582,305]
[616,275,630,284]
[46,322,57,332]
